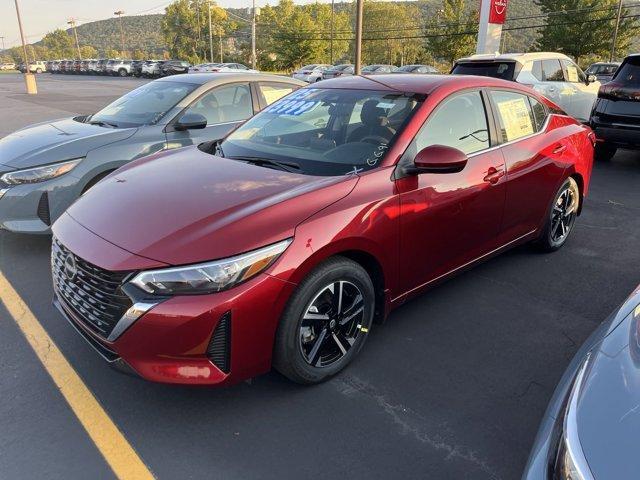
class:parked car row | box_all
[188,62,258,74]
[293,63,440,83]
[43,59,193,77]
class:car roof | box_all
[457,52,572,65]
[155,72,306,86]
[315,73,524,94]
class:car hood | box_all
[66,147,358,265]
[0,117,137,169]
[575,287,640,480]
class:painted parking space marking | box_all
[0,273,155,480]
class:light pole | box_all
[610,0,624,61]
[208,0,213,63]
[114,10,126,57]
[354,0,363,74]
[67,19,82,60]
[251,0,257,69]
[330,0,334,64]
[0,36,5,51]
[13,0,36,93]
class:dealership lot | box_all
[1,73,640,479]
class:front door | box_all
[396,90,507,295]
[165,82,255,149]
[560,59,600,122]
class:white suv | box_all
[452,52,600,123]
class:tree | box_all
[356,1,425,65]
[42,29,76,58]
[161,0,236,64]
[106,48,120,58]
[80,45,98,58]
[426,0,478,65]
[535,0,640,63]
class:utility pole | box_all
[0,37,5,51]
[330,0,334,64]
[13,0,37,93]
[610,0,624,62]
[114,10,126,57]
[251,0,257,70]
[208,0,214,63]
[219,32,223,63]
[354,0,363,74]
[67,19,82,60]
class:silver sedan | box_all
[0,73,304,233]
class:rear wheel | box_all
[274,257,375,384]
[594,142,617,161]
[35,68,42,74]
[118,68,127,77]
[535,177,580,252]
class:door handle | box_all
[553,144,567,154]
[483,166,504,184]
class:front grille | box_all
[51,236,133,338]
[207,312,231,373]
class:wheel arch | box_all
[569,172,585,216]
[81,168,117,194]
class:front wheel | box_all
[118,68,127,77]
[535,177,580,252]
[274,257,375,384]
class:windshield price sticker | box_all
[265,89,320,116]
[496,97,534,141]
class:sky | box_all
[1,0,334,49]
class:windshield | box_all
[452,61,516,81]
[220,88,424,176]
[90,81,198,128]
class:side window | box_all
[528,96,548,132]
[490,90,536,142]
[561,59,586,83]
[413,91,489,155]
[542,59,564,81]
[258,83,297,106]
[532,61,543,81]
[184,83,253,125]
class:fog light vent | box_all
[206,311,231,373]
[37,192,51,225]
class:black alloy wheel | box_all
[274,257,375,384]
[536,177,580,251]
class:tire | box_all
[118,68,127,77]
[36,68,42,74]
[274,256,375,384]
[594,142,617,161]
[535,177,580,252]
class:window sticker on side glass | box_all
[496,97,534,141]
[566,65,579,82]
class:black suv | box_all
[590,54,640,161]
[160,60,190,76]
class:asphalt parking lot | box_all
[1,73,639,480]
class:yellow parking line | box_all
[0,273,155,480]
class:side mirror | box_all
[412,144,468,174]
[175,113,207,131]
[586,74,597,85]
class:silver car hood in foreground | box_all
[0,117,137,169]
[575,288,640,480]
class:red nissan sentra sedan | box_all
[51,74,594,385]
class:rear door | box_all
[530,59,574,117]
[165,82,256,148]
[560,59,599,122]
[487,89,567,240]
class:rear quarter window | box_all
[451,62,516,81]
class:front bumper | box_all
[55,270,294,385]
[0,173,82,233]
[51,212,296,385]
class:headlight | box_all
[130,239,292,295]
[555,354,594,480]
[0,158,82,185]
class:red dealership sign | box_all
[488,0,508,24]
